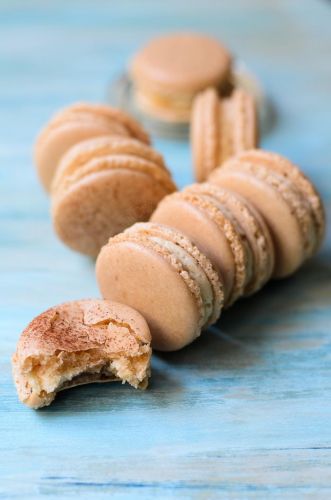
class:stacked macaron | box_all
[34,103,177,256]
[95,148,324,353]
[150,149,324,307]
[191,88,259,181]
[130,33,232,124]
[209,149,325,277]
[152,182,274,307]
[35,102,150,191]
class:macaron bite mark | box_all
[191,88,258,181]
[34,102,150,191]
[96,223,224,351]
[209,150,324,277]
[12,300,152,409]
[130,32,232,123]
[51,136,177,257]
[152,183,273,306]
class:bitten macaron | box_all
[209,149,325,277]
[152,183,274,306]
[96,222,224,351]
[12,299,152,409]
[34,102,150,191]
[51,135,177,257]
[191,87,258,181]
[130,32,232,123]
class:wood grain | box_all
[1,0,331,497]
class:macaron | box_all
[130,32,232,123]
[96,222,224,351]
[152,183,274,305]
[51,136,177,257]
[209,150,324,277]
[236,149,325,252]
[12,299,152,409]
[191,87,258,182]
[34,102,150,191]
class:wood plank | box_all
[1,0,331,497]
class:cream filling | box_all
[149,236,214,326]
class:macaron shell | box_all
[96,240,201,351]
[218,89,258,165]
[131,33,232,94]
[151,196,235,305]
[223,159,316,259]
[191,88,258,182]
[191,88,219,182]
[81,299,151,344]
[35,118,129,192]
[182,191,252,304]
[230,90,258,155]
[53,155,176,201]
[191,92,205,181]
[188,183,274,294]
[220,190,274,294]
[53,103,150,145]
[237,149,325,250]
[16,299,151,358]
[210,167,306,278]
[52,136,167,194]
[48,110,130,135]
[52,168,174,257]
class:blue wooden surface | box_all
[1,1,331,498]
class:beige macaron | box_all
[96,222,224,351]
[236,149,325,252]
[51,136,177,257]
[191,87,258,182]
[152,183,273,305]
[34,102,150,191]
[209,150,325,278]
[12,299,152,409]
[130,32,232,123]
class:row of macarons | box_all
[96,149,325,351]
[13,144,325,408]
[13,33,325,409]
[34,100,324,352]
[35,92,257,257]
